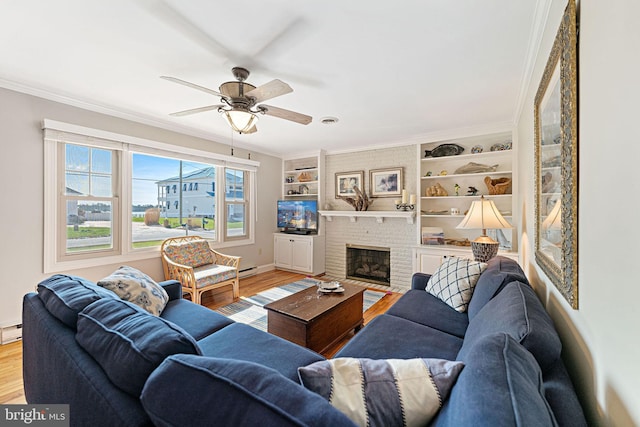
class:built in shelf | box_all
[318,210,415,224]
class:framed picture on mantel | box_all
[369,167,403,198]
[335,171,364,198]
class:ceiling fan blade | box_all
[138,0,233,61]
[251,16,306,60]
[169,105,223,117]
[161,76,225,98]
[259,104,312,125]
[245,79,293,103]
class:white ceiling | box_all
[0,0,543,157]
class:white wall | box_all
[517,1,640,425]
[0,87,282,327]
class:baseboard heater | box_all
[238,266,258,278]
[1,324,22,344]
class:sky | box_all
[131,153,213,206]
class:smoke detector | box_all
[320,116,339,125]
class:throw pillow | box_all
[425,257,487,312]
[141,355,355,427]
[298,357,464,427]
[76,298,201,397]
[98,265,168,316]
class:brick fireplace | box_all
[321,212,415,289]
[346,244,391,286]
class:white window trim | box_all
[43,119,260,274]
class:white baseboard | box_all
[1,324,22,344]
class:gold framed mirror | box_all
[534,0,578,308]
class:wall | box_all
[517,0,640,425]
[322,146,417,288]
[0,87,282,327]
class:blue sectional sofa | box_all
[22,257,586,426]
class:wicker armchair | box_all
[161,236,241,304]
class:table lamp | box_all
[541,198,562,244]
[456,195,513,262]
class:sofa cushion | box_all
[385,290,468,338]
[37,274,116,329]
[460,281,562,371]
[98,266,168,316]
[163,240,214,268]
[425,257,487,312]
[160,299,234,340]
[335,314,463,361]
[76,298,201,397]
[193,263,237,288]
[141,354,356,427]
[434,333,557,426]
[298,357,464,427]
[467,256,529,320]
[197,323,325,382]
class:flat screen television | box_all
[277,199,318,234]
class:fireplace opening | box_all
[346,244,390,286]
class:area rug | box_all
[215,278,388,332]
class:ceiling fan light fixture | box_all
[223,109,258,134]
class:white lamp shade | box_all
[456,196,512,232]
[542,199,562,230]
[223,109,258,133]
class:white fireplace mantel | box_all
[318,210,415,224]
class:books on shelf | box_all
[422,227,445,245]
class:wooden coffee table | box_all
[263,282,365,354]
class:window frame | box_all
[224,168,249,241]
[43,119,259,273]
[57,143,121,260]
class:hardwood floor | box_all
[0,269,402,405]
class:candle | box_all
[401,189,407,204]
[409,194,416,205]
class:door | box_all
[290,238,312,272]
[274,235,293,268]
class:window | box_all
[44,120,258,272]
[61,144,119,257]
[225,168,248,240]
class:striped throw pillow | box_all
[298,358,464,427]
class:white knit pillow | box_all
[426,257,487,312]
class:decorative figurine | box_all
[439,170,448,176]
[425,183,448,197]
[467,186,479,196]
[424,143,465,157]
[454,184,460,196]
[425,171,433,177]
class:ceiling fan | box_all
[161,67,312,134]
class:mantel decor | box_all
[335,170,364,198]
[534,0,578,308]
[369,167,403,198]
